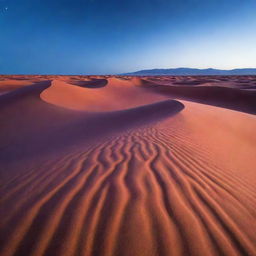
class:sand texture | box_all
[1,75,256,256]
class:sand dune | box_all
[134,77,256,114]
[0,79,39,95]
[40,78,166,111]
[0,75,256,256]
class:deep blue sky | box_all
[0,0,256,74]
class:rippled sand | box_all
[1,75,256,256]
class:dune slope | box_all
[0,76,256,256]
[134,77,256,114]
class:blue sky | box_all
[0,0,256,74]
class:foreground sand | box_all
[0,75,256,256]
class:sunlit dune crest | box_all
[0,75,256,256]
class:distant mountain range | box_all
[122,68,256,76]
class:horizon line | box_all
[1,67,256,76]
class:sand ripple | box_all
[1,76,256,256]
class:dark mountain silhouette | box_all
[123,68,256,76]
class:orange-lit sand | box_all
[0,75,256,256]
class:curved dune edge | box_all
[136,77,256,115]
[0,79,185,163]
[40,78,166,111]
[0,79,45,95]
[67,78,108,88]
[1,76,256,256]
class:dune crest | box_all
[40,78,166,111]
[1,75,256,256]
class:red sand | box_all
[0,75,256,256]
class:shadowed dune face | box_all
[172,80,212,86]
[135,76,256,114]
[1,75,256,256]
[0,82,184,163]
[67,78,108,88]
[0,79,42,95]
[151,85,256,114]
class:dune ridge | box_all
[134,77,256,114]
[1,75,256,256]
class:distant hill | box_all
[122,68,256,76]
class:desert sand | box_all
[0,75,256,256]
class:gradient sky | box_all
[0,0,256,74]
